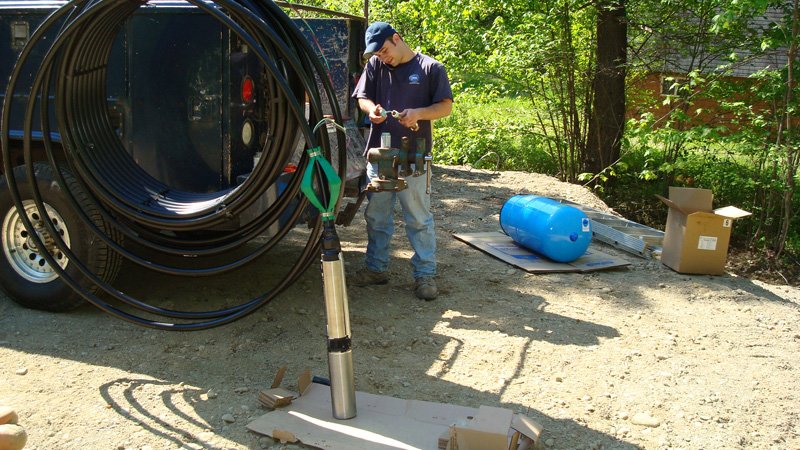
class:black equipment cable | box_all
[0,0,348,329]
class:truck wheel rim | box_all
[2,200,71,283]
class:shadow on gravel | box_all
[16,165,795,448]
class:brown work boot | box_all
[414,276,438,301]
[350,269,389,286]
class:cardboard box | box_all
[656,187,751,275]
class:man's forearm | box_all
[358,98,377,114]
[411,100,453,122]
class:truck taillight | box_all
[241,76,254,104]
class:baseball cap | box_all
[364,22,397,55]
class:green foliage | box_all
[612,0,800,256]
[481,0,597,181]
[362,0,599,181]
[605,134,800,247]
[577,161,630,193]
[614,103,800,249]
[434,94,558,173]
[287,0,365,17]
[303,0,800,257]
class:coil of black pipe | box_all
[0,0,348,330]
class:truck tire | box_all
[0,163,122,312]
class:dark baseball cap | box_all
[364,22,397,55]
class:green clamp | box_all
[300,146,341,221]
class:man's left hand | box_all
[398,109,420,131]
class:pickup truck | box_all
[0,0,366,322]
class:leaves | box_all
[330,0,800,251]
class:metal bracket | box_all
[557,199,664,259]
[11,21,29,51]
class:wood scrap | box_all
[447,426,459,450]
[510,414,542,442]
[270,365,288,389]
[0,407,18,426]
[0,424,26,450]
[258,388,298,409]
[297,367,312,395]
[508,430,521,450]
[272,428,298,444]
[438,429,450,450]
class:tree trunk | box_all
[585,0,627,177]
[776,0,799,257]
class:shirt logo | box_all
[408,73,421,85]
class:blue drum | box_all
[499,195,592,263]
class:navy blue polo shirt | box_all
[352,52,453,155]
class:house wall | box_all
[628,5,791,130]
[627,72,780,131]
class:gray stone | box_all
[631,412,661,427]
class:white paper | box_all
[698,236,718,251]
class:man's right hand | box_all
[369,104,388,124]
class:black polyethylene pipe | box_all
[0,0,347,329]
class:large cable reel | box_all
[0,0,349,330]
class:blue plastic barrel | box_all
[499,195,592,263]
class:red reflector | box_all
[241,76,254,104]
[283,164,298,173]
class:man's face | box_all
[374,35,400,66]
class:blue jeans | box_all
[364,162,436,279]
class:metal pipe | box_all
[320,222,357,419]
[425,152,432,194]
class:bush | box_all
[603,137,800,252]
[434,94,557,174]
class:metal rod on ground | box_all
[320,220,357,419]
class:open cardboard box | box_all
[656,187,751,275]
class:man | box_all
[351,21,453,301]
